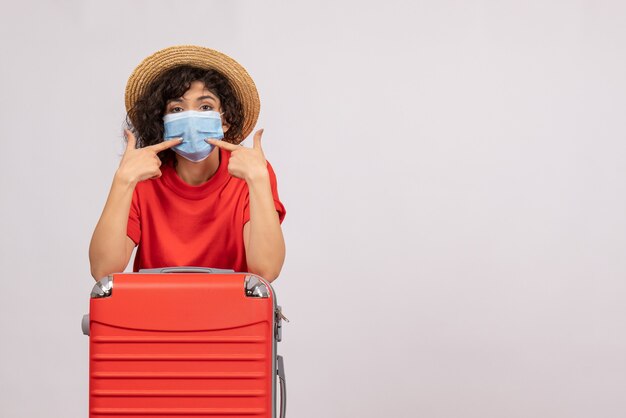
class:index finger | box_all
[148,138,182,152]
[206,138,240,152]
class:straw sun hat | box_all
[125,45,260,143]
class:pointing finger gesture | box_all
[116,129,182,185]
[206,129,268,182]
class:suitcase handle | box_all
[138,266,236,274]
[277,355,287,418]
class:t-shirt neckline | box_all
[160,148,229,200]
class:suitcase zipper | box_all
[276,306,289,323]
[275,306,289,342]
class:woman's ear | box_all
[222,122,230,133]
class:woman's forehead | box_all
[170,81,219,103]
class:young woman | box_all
[89,46,286,282]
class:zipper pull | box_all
[277,307,290,323]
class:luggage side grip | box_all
[244,275,270,298]
[277,355,287,418]
[91,275,113,298]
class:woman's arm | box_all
[207,130,285,282]
[243,172,286,282]
[89,129,181,280]
[89,174,137,280]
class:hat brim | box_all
[125,45,260,143]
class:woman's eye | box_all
[169,106,184,113]
[200,104,213,111]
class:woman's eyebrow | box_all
[168,95,216,104]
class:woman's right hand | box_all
[115,129,182,185]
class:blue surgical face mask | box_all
[163,110,225,162]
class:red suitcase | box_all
[82,266,287,418]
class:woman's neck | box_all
[174,148,221,186]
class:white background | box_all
[1,1,625,417]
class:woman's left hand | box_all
[206,129,269,182]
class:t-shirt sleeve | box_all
[242,160,287,225]
[127,186,141,245]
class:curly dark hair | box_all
[124,65,245,168]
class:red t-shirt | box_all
[126,147,286,272]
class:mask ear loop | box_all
[219,112,230,140]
